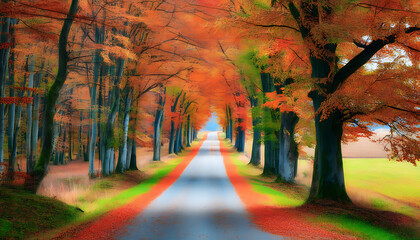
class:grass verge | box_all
[223,139,419,240]
[0,186,81,240]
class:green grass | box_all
[75,158,182,222]
[230,153,304,207]
[343,158,420,205]
[315,215,402,240]
[342,158,420,219]
[73,138,206,222]
[1,138,204,239]
[91,179,114,190]
[224,140,419,239]
[0,186,81,240]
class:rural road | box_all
[115,132,280,240]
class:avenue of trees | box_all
[0,0,419,205]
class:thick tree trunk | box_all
[129,139,137,170]
[261,72,277,175]
[126,137,132,167]
[24,0,79,192]
[307,94,350,203]
[277,111,299,182]
[194,128,198,140]
[249,97,261,165]
[236,127,245,152]
[102,58,123,176]
[287,1,351,203]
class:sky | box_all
[203,113,222,131]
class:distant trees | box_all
[0,0,212,189]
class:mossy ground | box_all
[0,186,81,240]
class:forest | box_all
[0,0,419,239]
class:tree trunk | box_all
[307,94,350,203]
[102,58,123,176]
[169,120,176,154]
[7,21,15,170]
[153,89,165,161]
[53,121,61,165]
[186,115,191,147]
[7,64,27,179]
[0,17,11,164]
[116,89,132,173]
[8,99,22,179]
[126,137,132,168]
[236,126,245,152]
[249,97,261,165]
[24,0,79,192]
[277,111,299,182]
[129,139,137,170]
[30,71,41,173]
[26,57,34,172]
[174,124,182,154]
[261,72,277,175]
[168,91,182,154]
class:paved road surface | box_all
[116,132,281,240]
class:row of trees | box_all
[210,0,419,203]
[0,0,418,206]
[0,0,213,191]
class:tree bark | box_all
[7,20,16,170]
[307,93,350,203]
[26,56,34,172]
[236,126,245,152]
[25,0,79,192]
[116,88,132,173]
[153,88,165,161]
[102,58,123,176]
[277,110,299,182]
[30,71,41,173]
[129,139,137,170]
[186,115,191,147]
[249,97,261,165]
[0,17,11,164]
[261,72,277,175]
[169,91,182,154]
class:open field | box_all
[296,158,420,220]
[231,146,420,239]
